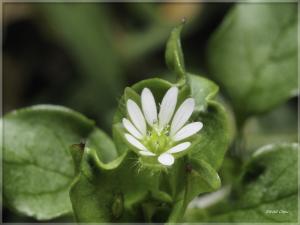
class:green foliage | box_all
[68,24,230,223]
[186,143,299,223]
[2,3,298,223]
[1,105,95,220]
[207,3,297,122]
[70,149,165,222]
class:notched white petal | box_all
[139,151,156,156]
[125,133,148,151]
[141,88,157,126]
[122,118,143,139]
[127,99,146,135]
[158,87,178,129]
[167,142,191,154]
[158,153,175,166]
[172,122,203,141]
[170,98,195,136]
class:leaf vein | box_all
[4,160,73,179]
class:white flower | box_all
[122,87,203,166]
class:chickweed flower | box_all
[123,87,203,166]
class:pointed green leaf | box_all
[165,23,186,85]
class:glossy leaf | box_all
[1,105,95,220]
[186,143,299,223]
[207,3,297,121]
[187,74,230,171]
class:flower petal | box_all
[122,118,143,139]
[139,151,156,156]
[127,99,146,135]
[141,88,158,126]
[167,142,191,154]
[124,133,148,151]
[158,153,175,166]
[172,122,203,142]
[158,87,178,129]
[170,98,195,136]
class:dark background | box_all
[3,3,231,134]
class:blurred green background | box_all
[3,2,297,147]
[2,2,298,222]
[3,3,232,133]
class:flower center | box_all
[142,124,173,155]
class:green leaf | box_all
[70,127,119,174]
[186,143,299,223]
[207,3,297,121]
[86,127,118,163]
[70,149,170,223]
[1,105,95,220]
[186,158,221,201]
[188,75,231,171]
[167,158,221,223]
[188,74,219,112]
[190,101,230,171]
[165,23,186,85]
